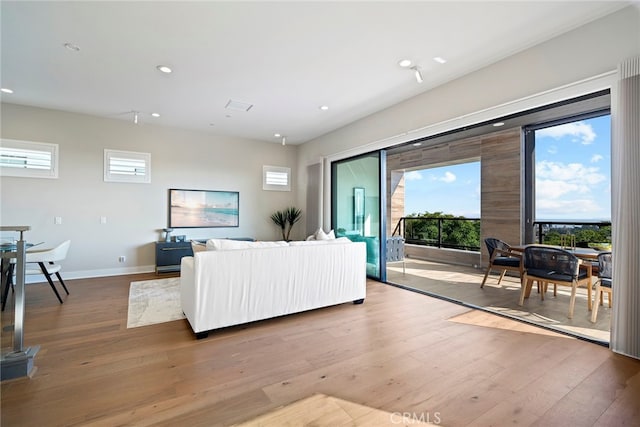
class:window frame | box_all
[263,165,291,191]
[0,138,59,179]
[104,149,151,183]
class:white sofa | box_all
[180,238,367,338]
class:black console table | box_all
[155,241,193,273]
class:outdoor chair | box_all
[520,246,592,319]
[480,238,523,288]
[591,252,612,323]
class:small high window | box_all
[0,138,59,179]
[263,165,291,191]
[104,149,151,183]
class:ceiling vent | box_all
[225,99,253,112]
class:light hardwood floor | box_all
[1,273,639,426]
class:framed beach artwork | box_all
[169,188,239,228]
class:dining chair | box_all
[520,246,592,319]
[480,238,523,288]
[591,251,612,323]
[2,240,71,310]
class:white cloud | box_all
[591,154,604,163]
[405,170,422,181]
[536,160,605,186]
[440,171,456,183]
[547,145,558,154]
[536,198,602,217]
[537,121,596,145]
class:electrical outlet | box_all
[100,216,107,224]
[118,256,126,263]
[54,216,62,225]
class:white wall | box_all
[0,104,299,278]
[296,5,640,230]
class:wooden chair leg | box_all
[497,269,507,285]
[519,277,533,306]
[591,284,601,323]
[480,266,493,288]
[568,281,577,319]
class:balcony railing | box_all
[393,216,481,252]
[532,220,611,246]
[392,217,612,253]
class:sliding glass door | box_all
[331,151,386,280]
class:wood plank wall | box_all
[387,127,522,266]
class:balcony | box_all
[386,257,610,344]
[387,218,612,344]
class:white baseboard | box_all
[23,265,156,284]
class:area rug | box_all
[232,394,436,426]
[127,277,185,328]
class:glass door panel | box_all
[332,152,383,280]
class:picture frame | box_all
[169,188,239,228]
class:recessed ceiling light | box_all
[63,42,80,52]
[151,113,160,118]
[274,133,281,138]
[319,105,329,111]
[1,88,14,94]
[493,122,505,127]
[398,59,412,68]
[156,65,172,74]
[433,56,447,64]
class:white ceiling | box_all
[0,1,630,145]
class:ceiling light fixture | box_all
[493,122,505,127]
[398,59,412,68]
[151,113,160,118]
[156,65,172,74]
[1,88,14,94]
[411,66,424,83]
[413,142,422,147]
[63,42,80,52]
[319,105,329,111]
[433,56,447,64]
[274,133,281,138]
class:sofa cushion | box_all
[191,240,207,253]
[206,238,289,251]
[289,237,351,246]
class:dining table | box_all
[510,243,605,261]
[511,243,610,312]
[1,241,39,311]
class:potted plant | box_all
[270,206,302,241]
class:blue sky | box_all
[404,115,611,220]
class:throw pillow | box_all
[315,228,336,240]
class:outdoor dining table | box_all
[510,244,608,312]
[510,244,603,260]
